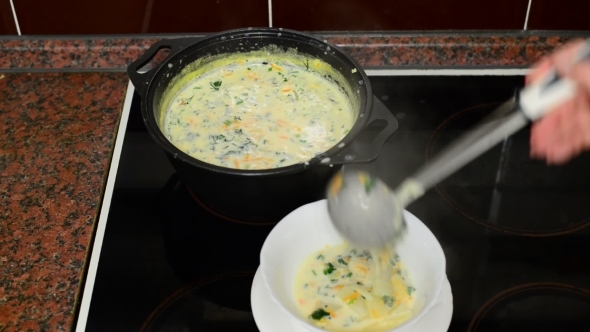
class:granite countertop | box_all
[0,72,127,331]
[0,31,587,331]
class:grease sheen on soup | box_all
[163,56,355,170]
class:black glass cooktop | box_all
[82,75,590,331]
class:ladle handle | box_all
[400,104,528,206]
[395,38,590,208]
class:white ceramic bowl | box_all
[259,199,446,332]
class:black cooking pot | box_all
[127,27,398,223]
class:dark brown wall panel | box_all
[146,0,268,33]
[0,0,17,35]
[528,0,590,30]
[273,0,529,31]
[13,0,268,35]
[14,0,148,34]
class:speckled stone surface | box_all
[328,34,585,67]
[0,33,588,71]
[0,72,128,332]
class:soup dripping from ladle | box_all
[326,39,590,248]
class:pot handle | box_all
[127,38,195,96]
[328,96,399,164]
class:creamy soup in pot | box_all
[294,242,415,332]
[162,56,355,170]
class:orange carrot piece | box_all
[330,173,343,195]
[332,284,344,290]
[326,308,337,318]
[243,157,264,162]
[277,119,289,127]
[342,292,359,302]
[234,159,240,168]
[278,135,288,139]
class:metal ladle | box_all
[326,39,590,248]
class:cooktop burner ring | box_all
[140,271,257,332]
[468,282,590,332]
[186,186,278,226]
[426,102,590,237]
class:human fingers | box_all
[544,92,590,164]
[544,130,584,165]
[526,40,585,85]
[568,60,590,95]
[549,39,586,76]
[526,57,552,84]
[529,100,574,158]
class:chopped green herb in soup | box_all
[294,242,416,332]
[163,57,354,169]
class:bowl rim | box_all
[259,199,447,332]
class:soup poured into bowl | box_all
[294,242,415,332]
[163,55,354,170]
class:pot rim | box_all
[137,27,373,177]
